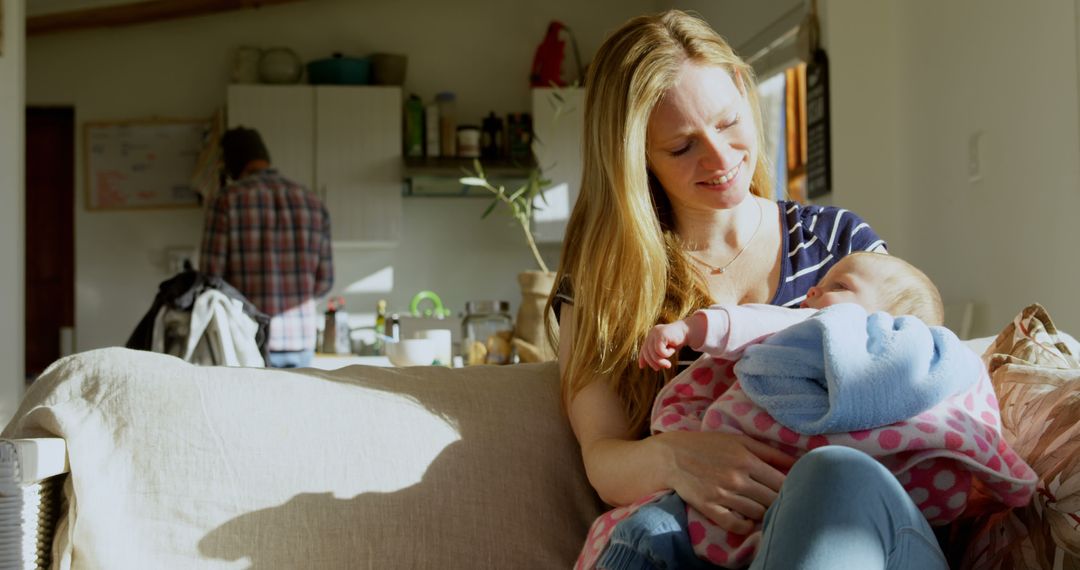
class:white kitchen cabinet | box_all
[531,87,585,244]
[227,85,402,246]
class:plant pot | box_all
[512,270,557,363]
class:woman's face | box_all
[646,62,759,212]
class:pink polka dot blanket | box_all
[575,304,1037,569]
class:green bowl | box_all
[307,55,371,85]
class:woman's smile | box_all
[699,161,743,190]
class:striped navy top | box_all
[769,200,886,308]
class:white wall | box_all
[823,0,1080,336]
[671,0,803,50]
[818,1,910,255]
[0,0,26,422]
[26,0,657,350]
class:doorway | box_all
[25,107,75,380]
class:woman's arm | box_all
[559,304,797,534]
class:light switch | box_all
[967,131,984,183]
[165,246,197,275]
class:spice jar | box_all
[456,125,481,158]
[462,300,514,365]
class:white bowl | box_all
[385,338,441,367]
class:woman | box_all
[550,10,947,569]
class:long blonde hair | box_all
[549,10,774,434]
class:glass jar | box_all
[456,125,481,158]
[462,300,514,365]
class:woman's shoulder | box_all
[778,200,885,253]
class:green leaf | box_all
[481,198,499,219]
[508,184,528,202]
[459,176,488,187]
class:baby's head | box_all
[801,252,944,326]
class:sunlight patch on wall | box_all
[344,266,394,294]
[532,182,570,223]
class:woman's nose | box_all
[699,132,730,169]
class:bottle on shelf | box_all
[403,95,424,158]
[425,100,441,158]
[507,112,533,161]
[481,112,504,159]
[436,91,457,158]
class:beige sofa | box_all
[0,348,604,569]
[3,304,1080,569]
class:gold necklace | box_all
[686,198,764,275]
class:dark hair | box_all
[221,127,270,180]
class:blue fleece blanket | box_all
[734,303,976,435]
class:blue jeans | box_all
[597,492,713,570]
[267,349,314,368]
[598,446,948,570]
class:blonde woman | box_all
[551,10,947,569]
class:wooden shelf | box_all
[402,156,537,198]
[402,156,536,179]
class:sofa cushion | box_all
[959,304,1080,569]
[1,348,604,569]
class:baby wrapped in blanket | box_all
[577,253,1036,569]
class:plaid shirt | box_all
[200,169,333,352]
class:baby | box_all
[577,252,1036,569]
[640,251,944,372]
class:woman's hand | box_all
[654,430,796,534]
[639,321,691,370]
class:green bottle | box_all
[404,95,424,158]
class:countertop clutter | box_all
[315,292,526,369]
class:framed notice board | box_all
[805,49,831,199]
[84,118,210,210]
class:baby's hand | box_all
[639,321,691,370]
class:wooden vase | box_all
[512,270,557,363]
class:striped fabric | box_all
[772,200,886,309]
[200,169,333,352]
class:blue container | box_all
[307,53,371,85]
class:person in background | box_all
[200,127,333,368]
[550,9,948,570]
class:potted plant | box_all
[460,161,556,362]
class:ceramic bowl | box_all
[385,338,440,367]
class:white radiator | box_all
[0,440,68,570]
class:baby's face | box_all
[800,256,888,312]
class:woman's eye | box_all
[717,115,740,131]
[669,141,693,157]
